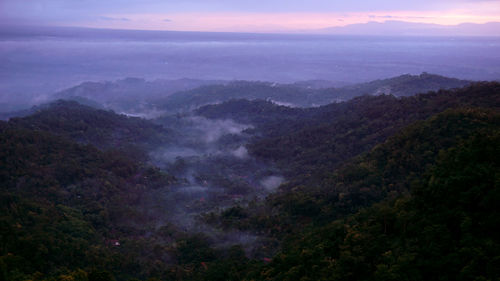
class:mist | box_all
[2,26,500,111]
[137,113,284,255]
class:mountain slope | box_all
[54,77,225,112]
[246,82,500,180]
[0,122,175,280]
[8,100,172,153]
[2,81,499,281]
[205,106,500,232]
[257,128,500,281]
[154,73,471,112]
[195,82,500,187]
[341,72,470,97]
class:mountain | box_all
[8,100,172,153]
[198,85,500,280]
[198,82,500,192]
[48,73,470,115]
[2,81,499,281]
[318,20,500,36]
[0,117,176,281]
[292,79,351,89]
[195,81,500,229]
[54,77,225,115]
[341,72,470,97]
[256,118,500,280]
[159,73,470,112]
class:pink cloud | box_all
[72,7,500,32]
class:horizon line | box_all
[3,20,500,37]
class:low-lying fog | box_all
[140,113,283,255]
[2,26,500,111]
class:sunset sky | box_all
[1,0,500,32]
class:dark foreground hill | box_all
[0,121,176,280]
[259,127,500,281]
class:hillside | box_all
[196,101,500,281]
[0,122,176,280]
[8,100,172,153]
[196,82,500,184]
[1,82,499,281]
[257,128,500,280]
[54,78,225,113]
[340,72,470,97]
[160,73,470,112]
[203,106,499,224]
[47,73,471,115]
[268,108,500,224]
[155,81,325,111]
[196,73,472,130]
[0,100,277,280]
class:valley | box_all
[1,76,499,280]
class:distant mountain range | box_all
[317,21,500,36]
[52,73,470,115]
[52,78,225,114]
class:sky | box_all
[1,0,500,32]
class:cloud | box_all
[406,16,434,19]
[260,176,284,191]
[100,16,131,21]
[230,146,249,159]
[369,15,394,19]
[368,14,435,20]
[1,0,498,32]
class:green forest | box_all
[1,81,499,281]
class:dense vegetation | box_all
[0,80,498,280]
[8,100,172,155]
[198,82,500,183]
[0,122,177,280]
[205,107,499,231]
[257,129,500,281]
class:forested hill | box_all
[206,107,500,280]
[1,81,499,281]
[258,125,500,280]
[54,78,225,111]
[264,108,500,225]
[197,82,500,182]
[32,73,470,115]
[8,100,172,152]
[199,83,500,228]
[339,72,470,97]
[0,120,176,280]
[154,73,470,112]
